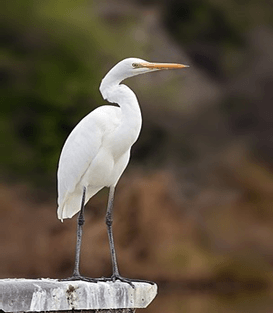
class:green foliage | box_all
[0,1,107,185]
[163,0,245,80]
[1,0,271,186]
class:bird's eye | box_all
[132,63,140,69]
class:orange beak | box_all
[138,62,189,70]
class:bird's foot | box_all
[123,277,155,285]
[60,275,97,283]
[97,275,155,288]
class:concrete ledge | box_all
[0,278,157,312]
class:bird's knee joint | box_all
[106,220,112,227]
[78,215,85,226]
[105,213,112,227]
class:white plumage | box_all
[57,105,130,220]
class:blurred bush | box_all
[1,0,107,185]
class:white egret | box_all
[57,57,188,284]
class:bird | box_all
[57,57,188,284]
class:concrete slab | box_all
[0,278,157,312]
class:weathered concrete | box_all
[0,278,157,312]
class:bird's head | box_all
[100,57,189,100]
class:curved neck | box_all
[100,79,142,152]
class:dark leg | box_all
[73,186,86,277]
[61,186,96,282]
[99,186,154,287]
[105,186,120,277]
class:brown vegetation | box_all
[2,151,273,292]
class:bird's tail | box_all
[57,194,82,222]
[57,187,102,222]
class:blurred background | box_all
[1,0,273,312]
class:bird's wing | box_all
[57,105,120,207]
